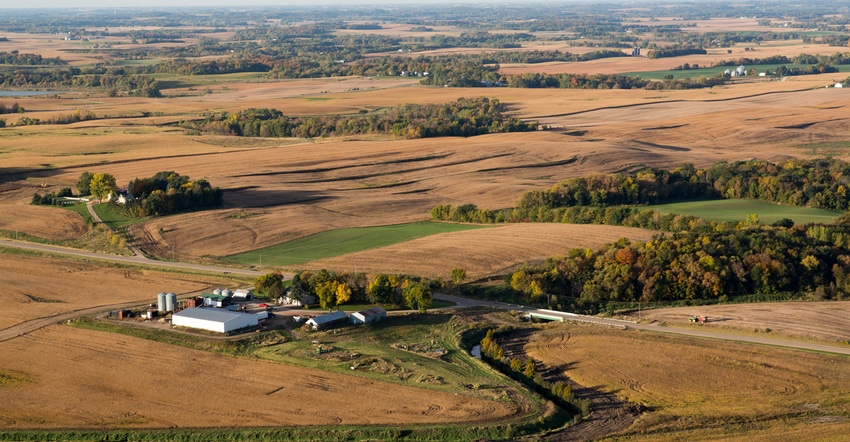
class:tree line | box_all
[187,97,537,139]
[123,171,222,217]
[0,51,64,65]
[254,270,434,313]
[507,221,850,309]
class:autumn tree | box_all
[402,280,433,313]
[89,173,117,203]
[451,267,467,285]
[254,272,285,300]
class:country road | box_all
[0,238,268,277]
[1,239,848,356]
[434,294,850,356]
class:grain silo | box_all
[165,292,177,312]
[157,292,167,312]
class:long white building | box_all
[171,308,258,333]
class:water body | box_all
[0,91,68,97]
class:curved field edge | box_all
[222,222,490,267]
[644,199,840,224]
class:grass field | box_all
[645,199,841,224]
[92,203,147,228]
[225,222,488,267]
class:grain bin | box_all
[157,292,167,312]
[166,292,177,312]
[222,288,232,298]
[213,288,222,296]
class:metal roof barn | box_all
[172,308,258,333]
[306,310,348,330]
[350,307,387,325]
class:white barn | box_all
[232,289,253,301]
[306,310,348,330]
[350,307,387,325]
[171,308,258,333]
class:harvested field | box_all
[303,223,655,280]
[0,325,515,429]
[625,301,850,344]
[525,324,850,441]
[0,254,211,330]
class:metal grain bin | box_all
[166,292,177,312]
[157,292,167,312]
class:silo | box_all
[222,288,232,298]
[157,292,167,312]
[213,288,222,296]
[166,292,177,312]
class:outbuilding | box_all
[306,310,348,331]
[201,292,230,308]
[350,307,387,325]
[232,289,253,301]
[171,308,258,333]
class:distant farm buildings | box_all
[350,307,387,325]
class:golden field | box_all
[525,324,850,441]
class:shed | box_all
[306,310,348,330]
[233,289,253,300]
[201,292,230,308]
[350,307,387,325]
[171,308,258,333]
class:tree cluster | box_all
[123,171,222,217]
[190,97,536,139]
[31,187,72,206]
[646,47,708,59]
[0,51,64,65]
[0,102,23,114]
[508,222,850,307]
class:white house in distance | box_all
[350,307,387,325]
[171,308,258,333]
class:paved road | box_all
[434,294,850,356]
[0,239,267,277]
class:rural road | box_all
[0,238,266,277]
[1,239,847,356]
[434,294,850,356]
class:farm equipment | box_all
[689,315,708,323]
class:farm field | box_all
[0,325,518,429]
[624,301,850,343]
[302,223,655,280]
[645,199,841,224]
[0,253,215,330]
[226,222,488,267]
[524,324,850,441]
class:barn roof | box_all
[308,310,348,325]
[173,308,247,325]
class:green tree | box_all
[316,280,339,310]
[89,173,117,202]
[254,272,285,300]
[402,280,433,313]
[451,267,467,285]
[367,274,394,304]
[524,358,536,378]
[76,171,94,196]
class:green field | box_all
[226,222,488,267]
[623,63,850,80]
[62,201,94,224]
[92,203,147,228]
[646,199,841,224]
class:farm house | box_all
[171,308,258,333]
[350,307,387,325]
[306,310,348,330]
